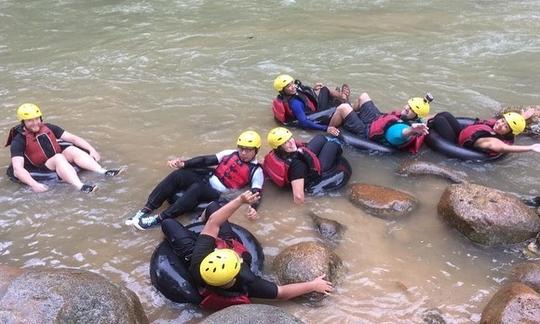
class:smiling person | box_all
[129,130,264,230]
[5,103,122,193]
[427,109,540,155]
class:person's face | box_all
[237,146,257,162]
[280,137,297,153]
[282,82,297,96]
[400,104,418,120]
[23,117,42,133]
[493,117,512,135]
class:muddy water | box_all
[1,0,539,323]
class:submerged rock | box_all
[509,262,540,294]
[200,304,303,324]
[0,266,148,324]
[480,282,540,324]
[421,307,447,324]
[349,183,417,219]
[273,241,342,302]
[499,105,540,136]
[309,211,346,244]
[396,160,468,183]
[438,183,540,246]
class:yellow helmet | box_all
[273,74,294,93]
[199,249,242,287]
[503,112,526,135]
[237,130,262,149]
[267,127,293,149]
[17,103,43,121]
[407,97,430,118]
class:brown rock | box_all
[480,282,540,323]
[200,304,304,324]
[396,160,468,183]
[438,183,540,246]
[349,183,417,219]
[509,262,540,293]
[309,211,346,244]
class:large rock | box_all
[309,211,346,245]
[273,241,342,302]
[200,304,303,324]
[349,183,417,219]
[438,183,540,246]
[480,282,540,323]
[509,262,540,293]
[499,105,540,136]
[0,266,148,324]
[396,160,467,183]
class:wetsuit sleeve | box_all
[188,234,216,285]
[288,159,308,182]
[9,134,26,158]
[290,99,327,131]
[183,154,219,168]
[237,264,278,299]
[45,123,65,138]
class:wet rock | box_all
[349,183,417,219]
[396,160,467,183]
[309,211,346,244]
[480,282,540,323]
[499,105,540,136]
[273,241,342,302]
[200,304,303,324]
[509,262,540,293]
[438,183,540,246]
[0,267,148,324]
[421,307,447,324]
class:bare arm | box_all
[11,156,48,192]
[475,137,540,153]
[60,131,100,161]
[200,191,260,238]
[276,274,333,300]
[290,178,305,204]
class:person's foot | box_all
[80,184,97,193]
[340,84,350,103]
[133,214,160,230]
[125,207,152,225]
[104,169,123,177]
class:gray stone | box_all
[509,262,540,293]
[349,183,417,219]
[200,304,303,324]
[0,267,148,324]
[480,282,540,323]
[438,183,540,246]
[273,241,343,302]
[396,160,467,183]
[421,307,447,324]
[309,211,346,244]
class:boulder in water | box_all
[200,304,303,324]
[480,282,540,323]
[396,160,468,183]
[349,183,417,219]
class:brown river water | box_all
[1,0,540,323]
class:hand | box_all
[531,143,540,153]
[311,274,333,295]
[245,206,258,220]
[31,183,49,193]
[167,157,185,169]
[410,123,429,136]
[89,149,101,162]
[326,126,340,136]
[239,190,260,205]
[522,107,538,120]
[313,83,324,91]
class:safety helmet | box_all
[199,249,242,287]
[407,97,430,118]
[503,112,526,135]
[273,74,294,93]
[267,127,293,149]
[17,103,43,121]
[237,130,262,149]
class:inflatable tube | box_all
[306,156,352,195]
[149,222,264,304]
[281,108,395,154]
[6,141,82,183]
[425,117,505,162]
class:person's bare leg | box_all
[352,92,372,111]
[329,103,354,127]
[62,146,105,173]
[45,154,84,189]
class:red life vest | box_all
[9,124,62,167]
[214,152,259,189]
[263,143,321,187]
[272,84,318,124]
[368,111,424,154]
[198,238,251,310]
[458,119,514,154]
